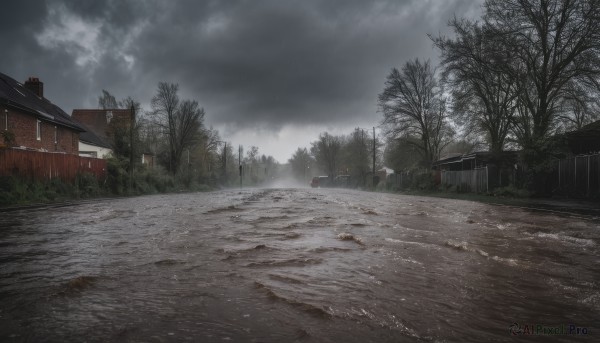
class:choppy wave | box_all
[268,274,306,285]
[445,240,518,266]
[153,259,186,266]
[337,233,364,245]
[282,232,301,239]
[254,281,331,319]
[579,292,600,310]
[206,205,244,214]
[534,232,596,247]
[246,258,323,268]
[57,275,97,295]
[309,246,352,253]
[385,238,437,250]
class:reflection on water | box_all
[0,189,599,342]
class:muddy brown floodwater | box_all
[0,188,599,342]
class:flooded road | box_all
[1,188,599,342]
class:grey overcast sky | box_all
[0,0,483,162]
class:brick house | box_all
[71,108,133,158]
[0,73,84,153]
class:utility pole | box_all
[222,142,226,180]
[372,126,376,189]
[129,104,135,192]
[239,145,242,189]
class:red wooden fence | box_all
[0,148,107,182]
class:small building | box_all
[433,151,519,192]
[78,123,113,158]
[566,120,600,155]
[0,73,84,153]
[377,167,394,182]
[72,108,133,158]
[141,152,154,168]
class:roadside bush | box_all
[77,173,101,198]
[106,157,129,195]
[194,184,212,192]
[441,184,458,193]
[0,159,212,207]
[0,176,79,205]
[410,171,436,190]
[176,168,196,189]
[48,177,74,197]
[492,186,532,198]
[0,176,18,204]
[134,165,176,194]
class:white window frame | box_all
[36,120,41,141]
[54,126,57,144]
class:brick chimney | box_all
[24,77,44,98]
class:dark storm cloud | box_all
[0,0,483,131]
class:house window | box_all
[4,109,7,130]
[54,126,58,144]
[36,120,41,141]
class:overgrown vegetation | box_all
[0,157,217,207]
[0,174,101,206]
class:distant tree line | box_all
[289,128,382,187]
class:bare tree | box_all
[378,59,453,166]
[557,84,600,131]
[288,147,314,182]
[98,89,118,109]
[119,96,142,114]
[485,0,600,152]
[150,82,204,173]
[246,146,259,163]
[383,136,423,172]
[341,128,370,186]
[95,90,143,159]
[174,100,205,170]
[150,83,179,172]
[433,19,519,157]
[310,132,342,179]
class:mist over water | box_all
[263,176,310,189]
[0,188,598,342]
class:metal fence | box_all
[556,153,600,197]
[441,167,488,193]
[386,170,433,190]
[386,171,409,190]
[0,148,107,182]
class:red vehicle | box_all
[310,176,330,188]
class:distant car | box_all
[310,177,319,188]
[310,176,331,188]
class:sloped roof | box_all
[567,120,600,138]
[0,72,84,132]
[433,150,519,169]
[78,122,112,149]
[72,108,132,141]
[566,120,600,154]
